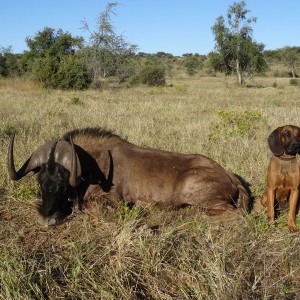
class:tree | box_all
[0,47,9,77]
[25,27,83,58]
[0,46,22,77]
[184,55,204,76]
[211,1,267,84]
[282,46,300,78]
[23,27,90,89]
[81,2,138,85]
[264,49,282,64]
[208,51,225,75]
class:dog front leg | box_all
[267,188,275,225]
[288,189,299,232]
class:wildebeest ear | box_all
[268,127,283,156]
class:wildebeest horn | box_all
[48,138,81,187]
[69,136,78,187]
[8,133,57,180]
[8,134,81,186]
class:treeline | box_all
[0,27,299,90]
[0,29,208,90]
[0,1,299,89]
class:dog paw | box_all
[288,225,298,232]
[268,219,275,226]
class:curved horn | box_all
[8,133,56,181]
[8,133,19,180]
[69,136,78,187]
[54,138,81,187]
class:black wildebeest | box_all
[8,128,250,225]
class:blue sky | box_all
[1,1,299,56]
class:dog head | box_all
[268,125,300,157]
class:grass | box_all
[1,75,300,299]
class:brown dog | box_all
[261,125,300,232]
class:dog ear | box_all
[268,127,284,156]
[296,127,300,155]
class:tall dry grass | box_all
[0,75,300,299]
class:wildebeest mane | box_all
[62,127,115,191]
[63,127,118,141]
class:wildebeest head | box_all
[8,134,82,226]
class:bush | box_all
[0,124,15,141]
[30,54,91,90]
[55,55,91,90]
[184,56,202,76]
[131,64,166,86]
[290,79,299,86]
[30,55,59,88]
[209,110,268,140]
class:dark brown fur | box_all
[64,128,250,215]
[9,127,250,225]
[261,125,300,232]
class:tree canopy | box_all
[81,2,138,85]
[210,1,267,84]
[22,27,90,89]
[282,46,300,78]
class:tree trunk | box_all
[291,65,296,78]
[236,58,243,85]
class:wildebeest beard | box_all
[37,144,73,220]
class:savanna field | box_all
[1,74,300,299]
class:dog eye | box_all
[283,131,290,137]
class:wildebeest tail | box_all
[228,172,251,213]
[236,182,250,212]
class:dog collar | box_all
[278,155,297,161]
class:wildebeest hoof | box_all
[37,210,68,226]
[37,214,57,226]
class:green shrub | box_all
[148,86,164,94]
[117,201,146,225]
[30,54,91,90]
[184,56,202,76]
[14,183,39,201]
[0,124,15,141]
[290,79,299,86]
[128,74,140,86]
[131,64,166,86]
[209,110,268,140]
[175,85,188,93]
[55,55,91,90]
[30,56,59,88]
[69,96,82,105]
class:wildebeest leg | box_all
[84,184,120,208]
[74,192,84,211]
[207,203,236,216]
